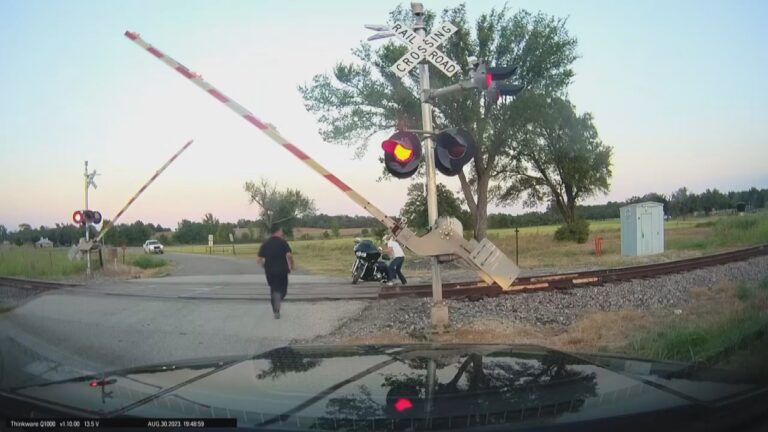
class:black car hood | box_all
[2,343,767,431]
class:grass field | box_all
[167,212,768,276]
[0,246,86,279]
[0,246,174,280]
[166,238,358,276]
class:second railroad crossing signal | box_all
[434,128,476,176]
[470,62,524,106]
[73,210,102,226]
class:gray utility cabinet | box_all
[620,202,664,256]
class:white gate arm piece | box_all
[124,31,519,289]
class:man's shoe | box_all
[386,281,394,286]
[274,312,281,319]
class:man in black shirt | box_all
[257,226,294,319]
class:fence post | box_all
[515,228,520,265]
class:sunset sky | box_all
[1,0,766,230]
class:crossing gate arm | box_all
[124,31,519,289]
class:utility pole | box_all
[83,161,99,277]
[411,2,449,332]
[84,161,91,277]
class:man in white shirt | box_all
[383,235,407,286]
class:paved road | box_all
[84,251,380,301]
[162,252,271,276]
[0,291,367,389]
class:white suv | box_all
[143,239,164,254]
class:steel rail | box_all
[379,244,768,299]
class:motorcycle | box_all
[351,238,390,284]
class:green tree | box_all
[330,221,340,238]
[669,187,691,217]
[699,188,731,214]
[299,4,578,240]
[244,178,317,238]
[0,225,7,242]
[174,219,208,244]
[202,212,219,226]
[216,222,235,243]
[493,95,612,228]
[399,182,471,231]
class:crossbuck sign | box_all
[389,22,459,78]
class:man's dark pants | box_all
[266,272,288,313]
[387,257,407,284]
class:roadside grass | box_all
[0,246,85,279]
[623,276,768,363]
[625,310,768,363]
[131,255,168,269]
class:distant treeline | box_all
[487,187,768,229]
[3,187,765,246]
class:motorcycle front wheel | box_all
[352,269,361,284]
[351,262,361,284]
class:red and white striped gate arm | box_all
[95,139,194,242]
[124,31,398,232]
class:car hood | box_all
[2,343,767,430]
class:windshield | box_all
[1,0,766,430]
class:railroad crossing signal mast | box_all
[125,9,522,332]
[83,161,99,277]
[366,2,524,330]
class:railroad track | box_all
[0,276,81,291]
[379,244,768,299]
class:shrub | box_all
[554,219,590,243]
[322,231,330,239]
[132,255,167,269]
[372,226,387,240]
[361,228,369,236]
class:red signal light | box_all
[485,72,492,89]
[382,140,414,163]
[394,398,413,412]
[73,211,84,225]
[89,380,99,387]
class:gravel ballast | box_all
[318,255,768,342]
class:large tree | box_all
[244,178,316,238]
[299,4,578,239]
[493,95,612,226]
[399,182,470,232]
